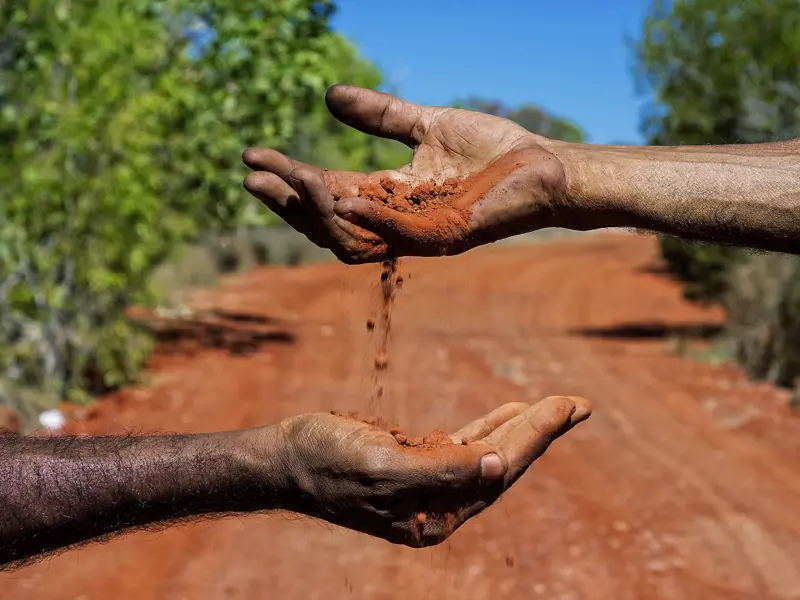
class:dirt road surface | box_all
[4,234,800,600]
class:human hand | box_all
[242,85,576,264]
[267,396,591,547]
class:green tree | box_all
[637,0,800,146]
[0,0,399,407]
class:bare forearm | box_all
[0,429,288,569]
[552,139,800,253]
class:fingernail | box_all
[480,453,503,482]
[568,397,592,426]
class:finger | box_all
[450,402,530,444]
[333,196,437,249]
[483,396,589,486]
[243,147,338,209]
[396,442,508,495]
[292,167,396,260]
[569,396,592,428]
[325,84,437,147]
[244,156,352,238]
[243,146,409,200]
[242,147,311,178]
[244,170,298,212]
[293,165,334,219]
[245,162,356,247]
[244,163,391,263]
[322,169,372,198]
[243,171,324,245]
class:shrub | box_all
[658,235,745,303]
[0,0,404,404]
[724,254,800,388]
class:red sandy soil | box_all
[3,234,800,600]
[358,177,463,213]
[0,406,21,433]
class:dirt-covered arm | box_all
[0,428,289,569]
[551,139,800,254]
[0,398,591,570]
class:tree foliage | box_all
[0,0,407,405]
[637,0,800,146]
[454,98,586,142]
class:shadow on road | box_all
[142,312,294,356]
[570,321,722,340]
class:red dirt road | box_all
[4,234,800,599]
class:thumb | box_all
[325,85,436,147]
[477,451,506,483]
[404,442,508,495]
[334,196,428,246]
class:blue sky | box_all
[332,1,652,144]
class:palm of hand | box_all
[279,412,485,547]
[400,108,530,179]
[328,109,566,258]
[277,396,590,547]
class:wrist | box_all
[251,416,332,519]
[220,424,297,513]
[545,140,634,231]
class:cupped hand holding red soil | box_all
[243,85,575,264]
[266,396,591,547]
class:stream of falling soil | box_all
[367,258,402,416]
[365,258,457,547]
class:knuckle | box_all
[286,165,301,187]
[503,401,530,413]
[410,114,428,143]
[294,165,314,182]
[378,96,398,131]
[522,416,544,438]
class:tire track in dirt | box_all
[544,251,771,598]
[534,238,800,599]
